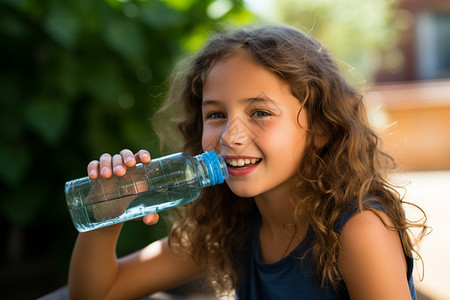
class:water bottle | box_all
[65,151,228,232]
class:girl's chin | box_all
[225,182,260,198]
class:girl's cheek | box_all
[202,131,220,151]
[251,121,274,137]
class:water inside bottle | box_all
[69,181,200,232]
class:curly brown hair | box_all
[153,24,428,295]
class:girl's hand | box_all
[87,149,151,179]
[85,149,158,225]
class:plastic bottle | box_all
[65,151,228,232]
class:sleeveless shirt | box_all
[234,205,416,299]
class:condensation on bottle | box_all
[65,151,228,232]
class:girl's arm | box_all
[68,150,200,300]
[338,210,412,300]
[69,228,200,300]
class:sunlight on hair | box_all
[336,58,367,93]
[364,92,389,130]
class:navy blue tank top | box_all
[234,206,416,299]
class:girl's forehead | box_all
[205,53,274,84]
[203,54,293,98]
[206,51,260,72]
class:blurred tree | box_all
[0,0,253,297]
[274,0,398,85]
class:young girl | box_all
[68,24,427,300]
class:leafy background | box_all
[0,0,254,298]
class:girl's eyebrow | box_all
[202,94,277,106]
[241,91,277,104]
[201,99,221,106]
[242,93,282,110]
[243,96,276,105]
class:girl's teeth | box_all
[226,158,260,167]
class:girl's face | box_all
[201,53,308,199]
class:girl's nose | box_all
[220,117,251,148]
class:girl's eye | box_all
[251,110,271,118]
[206,112,226,119]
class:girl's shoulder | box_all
[335,201,386,233]
[339,209,398,251]
[338,209,415,299]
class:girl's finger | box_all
[99,153,113,178]
[142,213,159,225]
[136,149,151,164]
[112,154,127,177]
[87,160,99,179]
[120,149,136,167]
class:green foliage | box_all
[0,0,253,289]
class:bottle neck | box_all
[194,152,228,188]
[194,154,213,188]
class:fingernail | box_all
[101,167,109,175]
[124,156,134,162]
[113,165,123,172]
[89,170,96,177]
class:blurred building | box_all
[365,0,450,171]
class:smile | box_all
[225,158,262,168]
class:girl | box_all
[68,24,427,300]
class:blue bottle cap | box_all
[201,151,226,185]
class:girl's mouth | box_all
[225,158,262,168]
